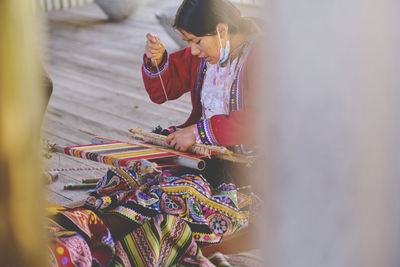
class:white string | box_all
[153,39,169,101]
[154,61,169,101]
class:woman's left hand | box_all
[166,125,196,152]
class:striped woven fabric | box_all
[36,0,94,12]
[63,141,201,168]
[114,214,203,266]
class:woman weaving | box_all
[143,0,258,155]
[48,0,262,266]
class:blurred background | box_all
[1,0,399,266]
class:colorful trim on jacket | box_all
[142,51,168,78]
[229,41,251,113]
[193,59,207,97]
[196,119,219,146]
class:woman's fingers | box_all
[146,33,159,44]
[165,126,196,152]
[146,46,164,55]
[145,33,165,66]
[166,133,177,149]
[146,33,163,51]
[170,139,177,149]
[166,133,173,144]
[167,133,183,151]
[145,41,159,56]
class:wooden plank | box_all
[47,58,191,111]
[48,73,190,122]
[45,189,74,205]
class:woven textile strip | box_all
[114,214,203,266]
[63,141,190,168]
[36,0,94,12]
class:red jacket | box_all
[142,40,259,150]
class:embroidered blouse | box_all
[201,58,238,119]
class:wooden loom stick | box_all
[129,128,220,156]
[82,178,101,183]
[64,183,97,190]
[128,128,255,165]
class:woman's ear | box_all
[216,23,229,39]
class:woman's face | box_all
[179,29,222,64]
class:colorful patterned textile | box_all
[48,217,92,267]
[114,214,203,266]
[48,209,115,266]
[48,210,208,266]
[84,167,250,245]
[49,209,260,267]
[47,157,254,265]
[48,231,92,267]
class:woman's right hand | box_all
[145,33,165,66]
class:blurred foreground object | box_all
[260,0,400,266]
[0,1,46,266]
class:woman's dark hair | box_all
[173,0,258,36]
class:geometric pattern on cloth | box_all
[236,191,251,210]
[114,214,203,266]
[48,212,262,266]
[84,168,249,245]
[51,209,115,266]
[48,231,92,267]
[59,209,93,238]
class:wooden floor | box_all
[42,0,191,205]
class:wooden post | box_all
[257,0,400,266]
[0,1,46,266]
